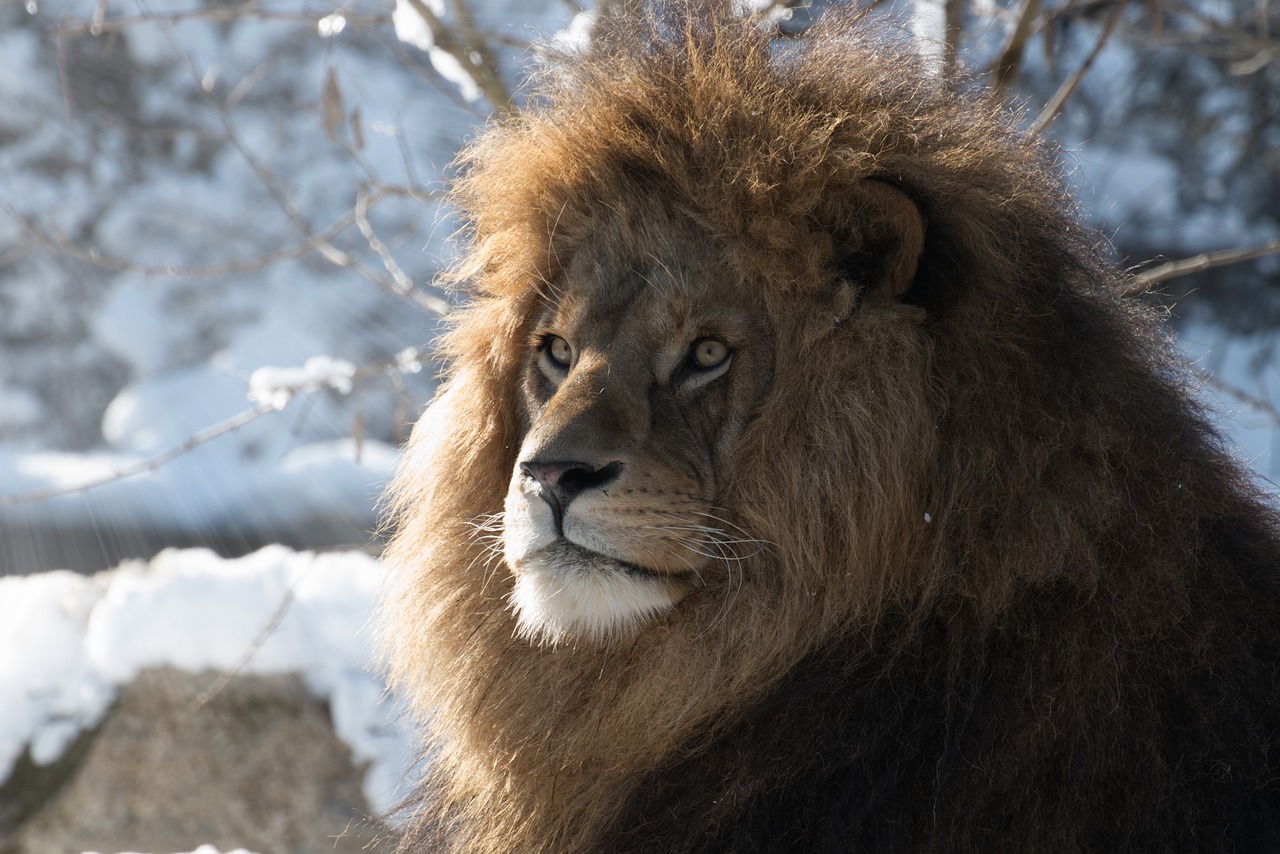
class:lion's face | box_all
[502,202,774,644]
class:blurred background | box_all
[0,0,1277,576]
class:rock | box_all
[6,667,394,854]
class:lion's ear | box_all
[835,180,926,302]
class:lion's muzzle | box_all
[519,459,624,535]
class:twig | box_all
[1197,370,1280,430]
[1030,0,1127,135]
[944,0,965,75]
[0,403,280,508]
[0,349,429,508]
[58,7,533,49]
[402,0,513,114]
[194,585,297,708]
[445,0,510,105]
[60,8,387,34]
[355,185,451,316]
[1125,237,1280,293]
[990,0,1044,90]
[1161,0,1279,62]
[56,13,76,126]
[1,201,364,278]
[137,4,448,311]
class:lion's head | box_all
[501,175,930,644]
[498,193,769,644]
[378,6,1280,853]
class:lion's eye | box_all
[543,335,572,369]
[689,338,730,370]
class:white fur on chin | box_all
[503,468,682,644]
[508,555,678,645]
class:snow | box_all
[0,385,44,431]
[0,0,1265,583]
[552,11,596,53]
[910,0,949,74]
[0,546,413,817]
[247,356,357,409]
[392,0,492,103]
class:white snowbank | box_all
[0,546,413,817]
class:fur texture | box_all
[380,6,1280,852]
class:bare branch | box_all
[1125,237,1280,293]
[445,0,510,102]
[401,0,513,114]
[0,348,430,509]
[355,185,452,316]
[60,8,388,35]
[118,16,451,314]
[1030,0,1127,136]
[55,14,76,126]
[990,0,1044,90]
[1,201,364,278]
[0,403,280,508]
[194,586,297,708]
[1197,370,1280,430]
[944,0,966,75]
[1159,0,1278,67]
[59,9,535,52]
[912,0,966,76]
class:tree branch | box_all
[1125,237,1280,293]
[1030,0,1127,135]
[990,0,1044,90]
[402,0,512,114]
[0,403,280,508]
[0,348,429,508]
[1197,369,1280,430]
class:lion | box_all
[379,5,1280,852]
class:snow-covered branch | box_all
[0,348,428,509]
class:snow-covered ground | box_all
[0,545,412,817]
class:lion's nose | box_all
[519,460,623,531]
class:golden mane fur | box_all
[380,6,1280,852]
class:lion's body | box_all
[380,6,1280,852]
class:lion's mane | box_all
[380,6,1280,852]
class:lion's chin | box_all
[508,544,685,646]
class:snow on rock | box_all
[0,546,413,816]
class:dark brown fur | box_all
[380,6,1280,852]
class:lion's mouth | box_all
[507,538,694,645]
[546,538,675,581]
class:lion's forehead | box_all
[541,261,737,353]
